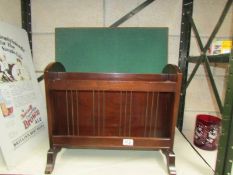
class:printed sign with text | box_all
[0,21,47,168]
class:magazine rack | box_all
[44,62,182,175]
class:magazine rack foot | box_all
[162,149,176,175]
[45,147,61,174]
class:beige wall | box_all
[32,1,233,134]
[0,0,21,27]
[0,0,232,170]
[0,0,232,133]
[30,0,184,71]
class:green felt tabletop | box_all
[55,28,168,73]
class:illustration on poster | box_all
[0,54,14,82]
[0,90,14,118]
[0,53,30,82]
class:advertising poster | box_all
[0,21,47,168]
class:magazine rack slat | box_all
[44,62,182,175]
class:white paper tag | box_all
[122,139,134,146]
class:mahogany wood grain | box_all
[44,62,182,175]
[52,136,171,149]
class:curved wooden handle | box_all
[162,64,181,74]
[44,62,66,73]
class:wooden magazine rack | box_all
[44,62,182,174]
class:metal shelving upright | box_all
[21,0,32,52]
[215,55,233,175]
[178,0,233,174]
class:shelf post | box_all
[21,0,32,53]
[177,0,193,130]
